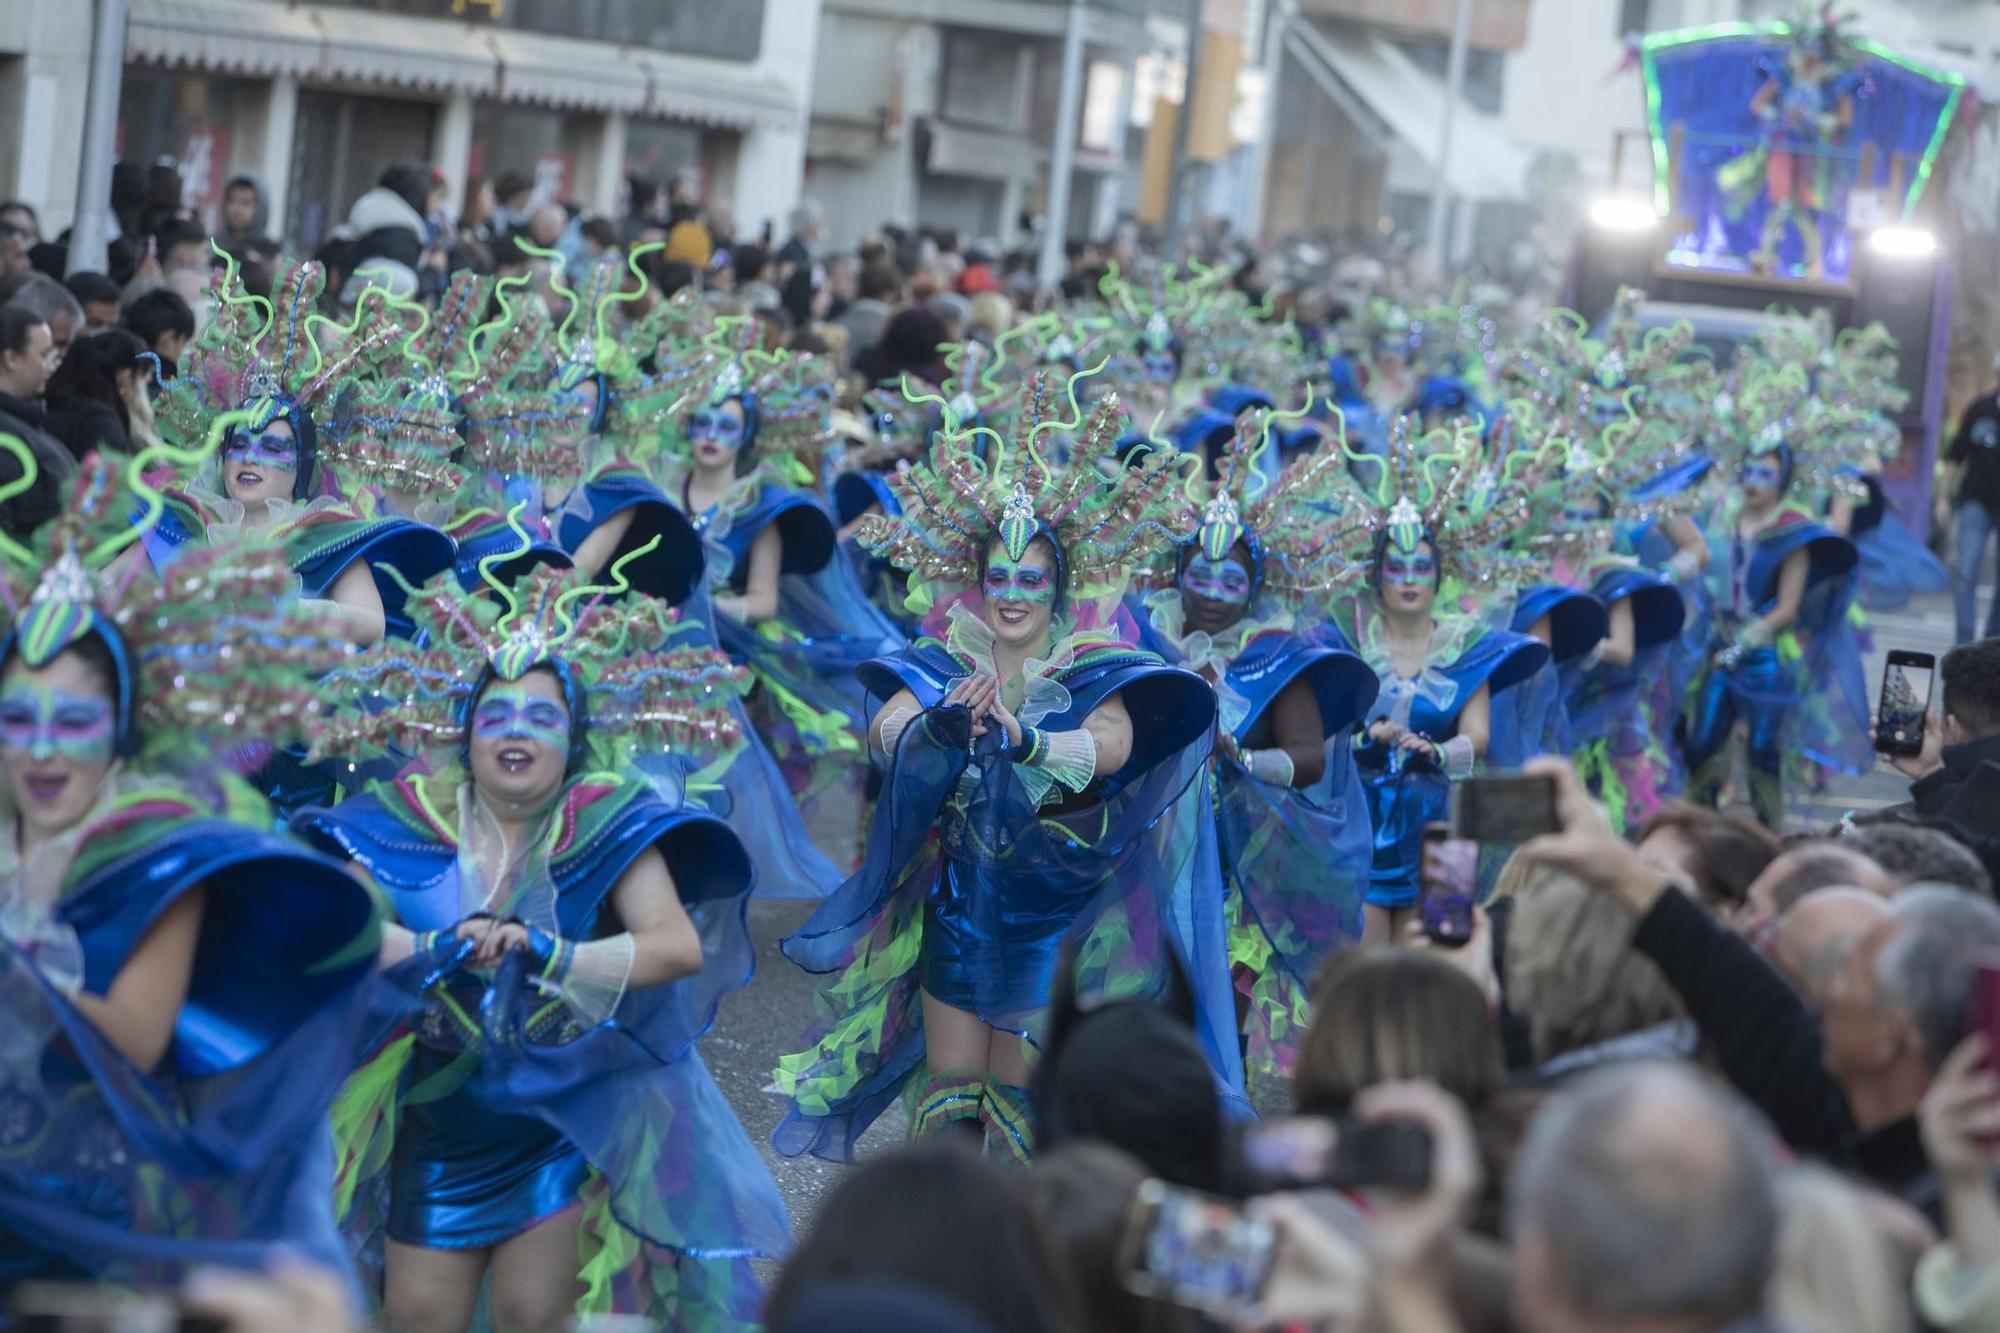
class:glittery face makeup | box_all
[470,684,571,749]
[1380,553,1439,586]
[0,681,115,762]
[983,557,1057,605]
[1740,459,1783,490]
[1182,553,1252,606]
[222,426,301,474]
[689,403,746,461]
[1559,502,1604,529]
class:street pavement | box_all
[704,588,1959,1239]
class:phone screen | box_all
[1124,1181,1275,1316]
[1876,653,1935,757]
[1420,825,1477,945]
[1449,773,1559,841]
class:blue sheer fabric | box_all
[772,642,1238,1161]
[294,776,789,1326]
[0,805,379,1284]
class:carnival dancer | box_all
[294,550,789,1332]
[1316,422,1551,941]
[1147,414,1378,1075]
[149,256,455,646]
[649,321,902,876]
[1681,370,1870,829]
[0,437,380,1282]
[772,378,1236,1165]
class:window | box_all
[1617,0,1652,38]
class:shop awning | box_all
[308,8,498,96]
[127,0,324,79]
[1286,19,1529,204]
[635,52,801,132]
[485,31,649,113]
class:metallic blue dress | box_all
[772,633,1229,1160]
[295,774,789,1324]
[0,779,380,1283]
[1325,612,1548,909]
[689,479,904,896]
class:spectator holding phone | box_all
[1914,1034,2000,1328]
[1520,756,2000,1212]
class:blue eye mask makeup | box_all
[223,429,300,473]
[1740,460,1783,489]
[471,685,572,749]
[689,410,746,450]
[983,558,1057,605]
[0,682,116,763]
[1183,554,1253,606]
[1381,554,1439,586]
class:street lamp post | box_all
[69,0,129,278]
[1424,0,1474,269]
[1038,0,1089,289]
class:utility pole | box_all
[1038,0,1089,288]
[69,0,129,277]
[1243,0,1295,243]
[1424,0,1474,269]
[1166,0,1205,252]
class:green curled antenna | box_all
[473,501,536,627]
[0,434,38,569]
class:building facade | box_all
[0,0,823,245]
[804,0,1184,249]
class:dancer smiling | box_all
[296,547,787,1332]
[773,378,1237,1165]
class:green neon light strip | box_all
[1637,23,1967,217]
[1850,35,1967,217]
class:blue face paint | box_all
[0,681,115,763]
[983,557,1057,605]
[689,407,746,455]
[223,427,300,473]
[1560,502,1604,529]
[470,684,571,750]
[1143,352,1178,384]
[1740,460,1783,490]
[1381,553,1439,586]
[1183,553,1252,606]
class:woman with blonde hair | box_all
[1770,1165,1915,1333]
[1499,852,1693,1081]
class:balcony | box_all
[1296,0,1529,51]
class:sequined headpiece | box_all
[0,427,344,758]
[858,370,1194,610]
[308,523,747,770]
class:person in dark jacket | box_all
[44,328,152,458]
[1853,639,2000,887]
[216,173,277,265]
[1521,757,2000,1221]
[0,303,76,537]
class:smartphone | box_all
[1121,1179,1275,1317]
[1449,771,1559,841]
[9,1283,225,1332]
[1420,822,1477,946]
[1875,650,1935,757]
[1226,1115,1434,1195]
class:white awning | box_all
[635,52,801,132]
[1287,20,1529,204]
[486,30,649,113]
[124,1,802,130]
[127,0,323,79]
[307,8,498,96]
